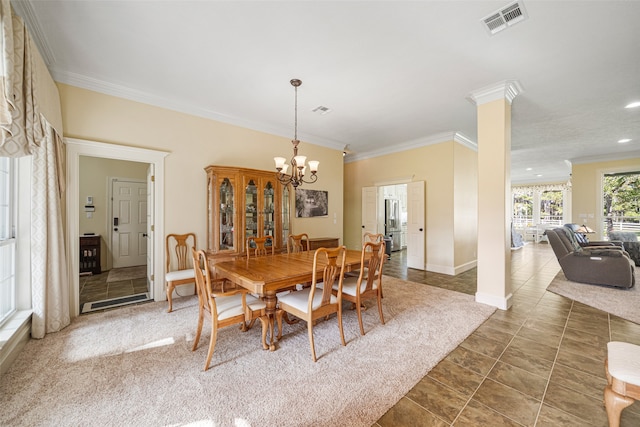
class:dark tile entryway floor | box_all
[377,244,640,426]
[79,271,148,312]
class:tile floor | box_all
[376,243,640,426]
[79,270,148,311]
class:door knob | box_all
[419,228,423,231]
[114,228,118,232]
[143,233,148,237]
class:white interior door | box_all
[146,167,154,295]
[112,179,147,268]
[407,181,425,270]
[361,186,378,244]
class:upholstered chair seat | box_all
[605,341,640,427]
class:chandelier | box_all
[274,79,319,188]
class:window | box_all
[0,156,16,326]
[512,190,533,228]
[540,190,563,225]
[512,184,569,235]
[603,171,640,237]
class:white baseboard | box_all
[427,259,478,276]
[475,292,513,310]
[454,260,477,275]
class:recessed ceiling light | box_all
[625,101,640,109]
[535,174,542,177]
[526,167,532,171]
[618,138,632,143]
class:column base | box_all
[475,291,513,310]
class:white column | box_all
[468,81,523,310]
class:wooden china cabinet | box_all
[205,165,291,260]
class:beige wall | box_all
[79,157,148,269]
[572,157,640,240]
[32,38,62,132]
[344,140,478,274]
[453,142,478,269]
[58,84,344,249]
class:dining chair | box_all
[335,240,386,335]
[277,246,347,362]
[363,232,385,244]
[246,235,274,259]
[165,233,197,313]
[287,233,310,254]
[346,232,386,278]
[191,248,266,371]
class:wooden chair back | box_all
[191,248,212,314]
[359,240,386,293]
[309,246,347,310]
[246,235,274,259]
[166,233,196,272]
[363,232,385,245]
[287,233,310,254]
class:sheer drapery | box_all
[0,0,69,337]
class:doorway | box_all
[362,181,425,270]
[78,159,150,313]
[67,138,168,318]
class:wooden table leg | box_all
[262,291,278,351]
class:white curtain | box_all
[0,0,69,337]
[31,117,69,338]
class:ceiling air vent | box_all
[312,105,331,115]
[481,1,528,35]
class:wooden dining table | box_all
[211,249,365,351]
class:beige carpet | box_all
[0,276,495,427]
[106,265,146,283]
[547,269,639,324]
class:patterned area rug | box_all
[106,265,146,283]
[547,269,639,324]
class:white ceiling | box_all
[15,0,640,184]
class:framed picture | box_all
[295,188,328,218]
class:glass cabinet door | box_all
[245,179,258,244]
[219,178,234,250]
[282,185,290,247]
[263,180,275,246]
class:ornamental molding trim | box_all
[467,80,524,106]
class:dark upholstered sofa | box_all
[547,227,635,289]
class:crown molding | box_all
[570,150,640,165]
[467,80,524,106]
[344,131,477,163]
[52,68,346,151]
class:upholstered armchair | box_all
[546,228,635,289]
[563,223,622,248]
[609,231,640,266]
